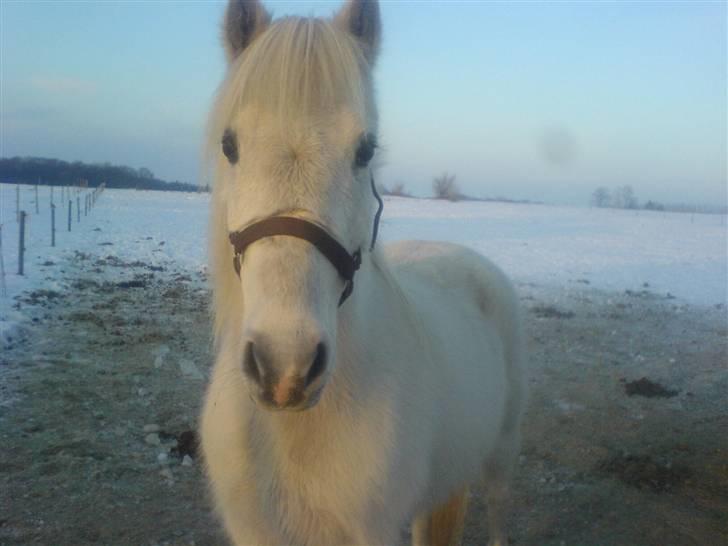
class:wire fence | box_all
[0,182,106,297]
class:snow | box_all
[0,185,209,343]
[384,197,727,306]
[1,184,726,343]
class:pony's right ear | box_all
[222,0,271,63]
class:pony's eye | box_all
[222,129,239,164]
[354,133,377,168]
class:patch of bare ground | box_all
[463,286,727,546]
[1,252,726,545]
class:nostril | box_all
[305,342,328,387]
[243,341,262,384]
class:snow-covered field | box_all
[1,184,726,341]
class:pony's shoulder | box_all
[381,240,518,315]
[383,240,496,273]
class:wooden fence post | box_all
[18,211,26,275]
[77,197,80,223]
[68,200,72,232]
[0,225,7,296]
[51,204,56,247]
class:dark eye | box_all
[222,128,238,164]
[355,133,377,168]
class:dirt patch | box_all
[625,288,676,300]
[624,377,679,398]
[70,278,102,291]
[530,303,575,319]
[114,279,147,289]
[66,310,106,328]
[19,289,63,305]
[598,453,690,492]
[94,255,167,272]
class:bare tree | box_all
[643,200,665,211]
[612,185,638,209]
[433,172,460,201]
[378,182,411,198]
[390,181,411,197]
[591,187,611,208]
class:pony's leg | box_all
[483,479,509,546]
[481,430,519,546]
[411,488,469,546]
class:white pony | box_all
[200,1,526,545]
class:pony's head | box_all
[208,0,381,411]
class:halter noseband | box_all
[228,173,383,307]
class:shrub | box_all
[433,172,460,201]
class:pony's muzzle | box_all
[242,338,328,410]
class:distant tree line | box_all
[379,172,541,205]
[0,156,200,192]
[591,185,726,214]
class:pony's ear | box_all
[222,0,271,63]
[334,0,381,65]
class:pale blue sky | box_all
[1,1,725,206]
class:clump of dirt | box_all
[163,285,187,299]
[20,289,63,304]
[94,255,126,267]
[531,304,575,319]
[70,279,102,291]
[114,279,147,289]
[624,288,676,301]
[134,330,170,344]
[94,255,164,272]
[170,430,200,460]
[624,377,678,398]
[66,311,105,328]
[598,453,690,492]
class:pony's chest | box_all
[252,403,417,543]
[261,442,381,543]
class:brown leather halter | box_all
[228,173,383,306]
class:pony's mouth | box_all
[250,383,326,413]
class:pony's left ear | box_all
[334,0,381,65]
[222,0,271,64]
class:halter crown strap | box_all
[228,217,361,306]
